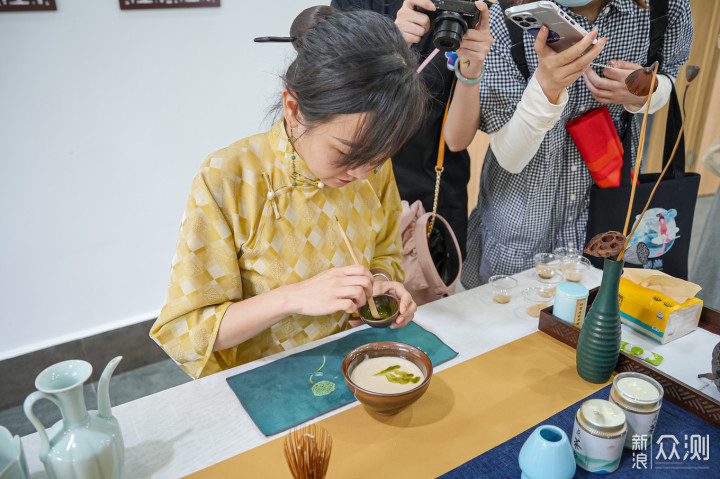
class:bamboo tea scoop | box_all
[335,218,381,319]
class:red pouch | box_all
[566,106,624,189]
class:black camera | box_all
[418,0,480,52]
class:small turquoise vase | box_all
[518,425,576,479]
[576,258,623,383]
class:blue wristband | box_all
[454,60,482,85]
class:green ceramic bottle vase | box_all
[576,258,624,383]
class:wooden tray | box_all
[538,288,720,428]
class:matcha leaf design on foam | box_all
[309,355,336,397]
[374,365,421,385]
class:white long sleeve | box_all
[488,75,568,174]
[488,74,674,174]
[623,74,673,115]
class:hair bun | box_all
[289,5,338,50]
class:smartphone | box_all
[504,1,595,53]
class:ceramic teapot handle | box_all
[23,391,58,459]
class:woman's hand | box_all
[533,26,606,104]
[583,60,648,108]
[395,0,435,46]
[284,265,373,317]
[455,1,493,79]
[373,280,418,329]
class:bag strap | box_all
[646,0,668,68]
[500,0,668,81]
[499,0,531,81]
[620,78,685,184]
[427,78,457,238]
[660,77,686,178]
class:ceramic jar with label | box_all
[552,282,589,327]
[571,399,627,473]
[609,372,664,449]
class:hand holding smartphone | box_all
[504,1,596,53]
[503,1,606,104]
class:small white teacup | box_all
[561,256,591,283]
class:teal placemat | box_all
[226,322,457,436]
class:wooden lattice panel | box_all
[0,0,56,12]
[616,356,720,426]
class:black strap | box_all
[501,0,669,80]
[619,78,685,185]
[646,0,668,67]
[499,0,531,81]
[660,78,685,178]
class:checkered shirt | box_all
[462,0,692,287]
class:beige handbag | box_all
[400,80,462,306]
[401,200,461,305]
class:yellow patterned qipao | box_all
[151,121,404,379]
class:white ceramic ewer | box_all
[23,357,124,479]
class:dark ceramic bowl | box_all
[358,294,399,328]
[341,341,433,416]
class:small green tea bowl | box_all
[358,294,399,328]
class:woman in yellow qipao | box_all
[151,7,427,379]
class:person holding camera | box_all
[462,0,692,287]
[151,8,423,379]
[332,0,493,257]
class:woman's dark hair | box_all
[514,0,648,8]
[289,5,337,51]
[281,7,428,169]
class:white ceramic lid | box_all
[578,399,627,436]
[611,372,664,411]
[617,376,661,402]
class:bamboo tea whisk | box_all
[283,424,332,479]
[335,217,381,319]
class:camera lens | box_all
[519,21,531,27]
[432,12,468,52]
[512,16,523,22]
[526,17,537,23]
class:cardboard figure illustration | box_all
[627,207,679,259]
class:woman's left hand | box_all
[583,60,648,108]
[373,280,417,329]
[455,1,493,79]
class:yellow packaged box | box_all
[618,277,702,344]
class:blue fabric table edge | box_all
[440,384,719,479]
